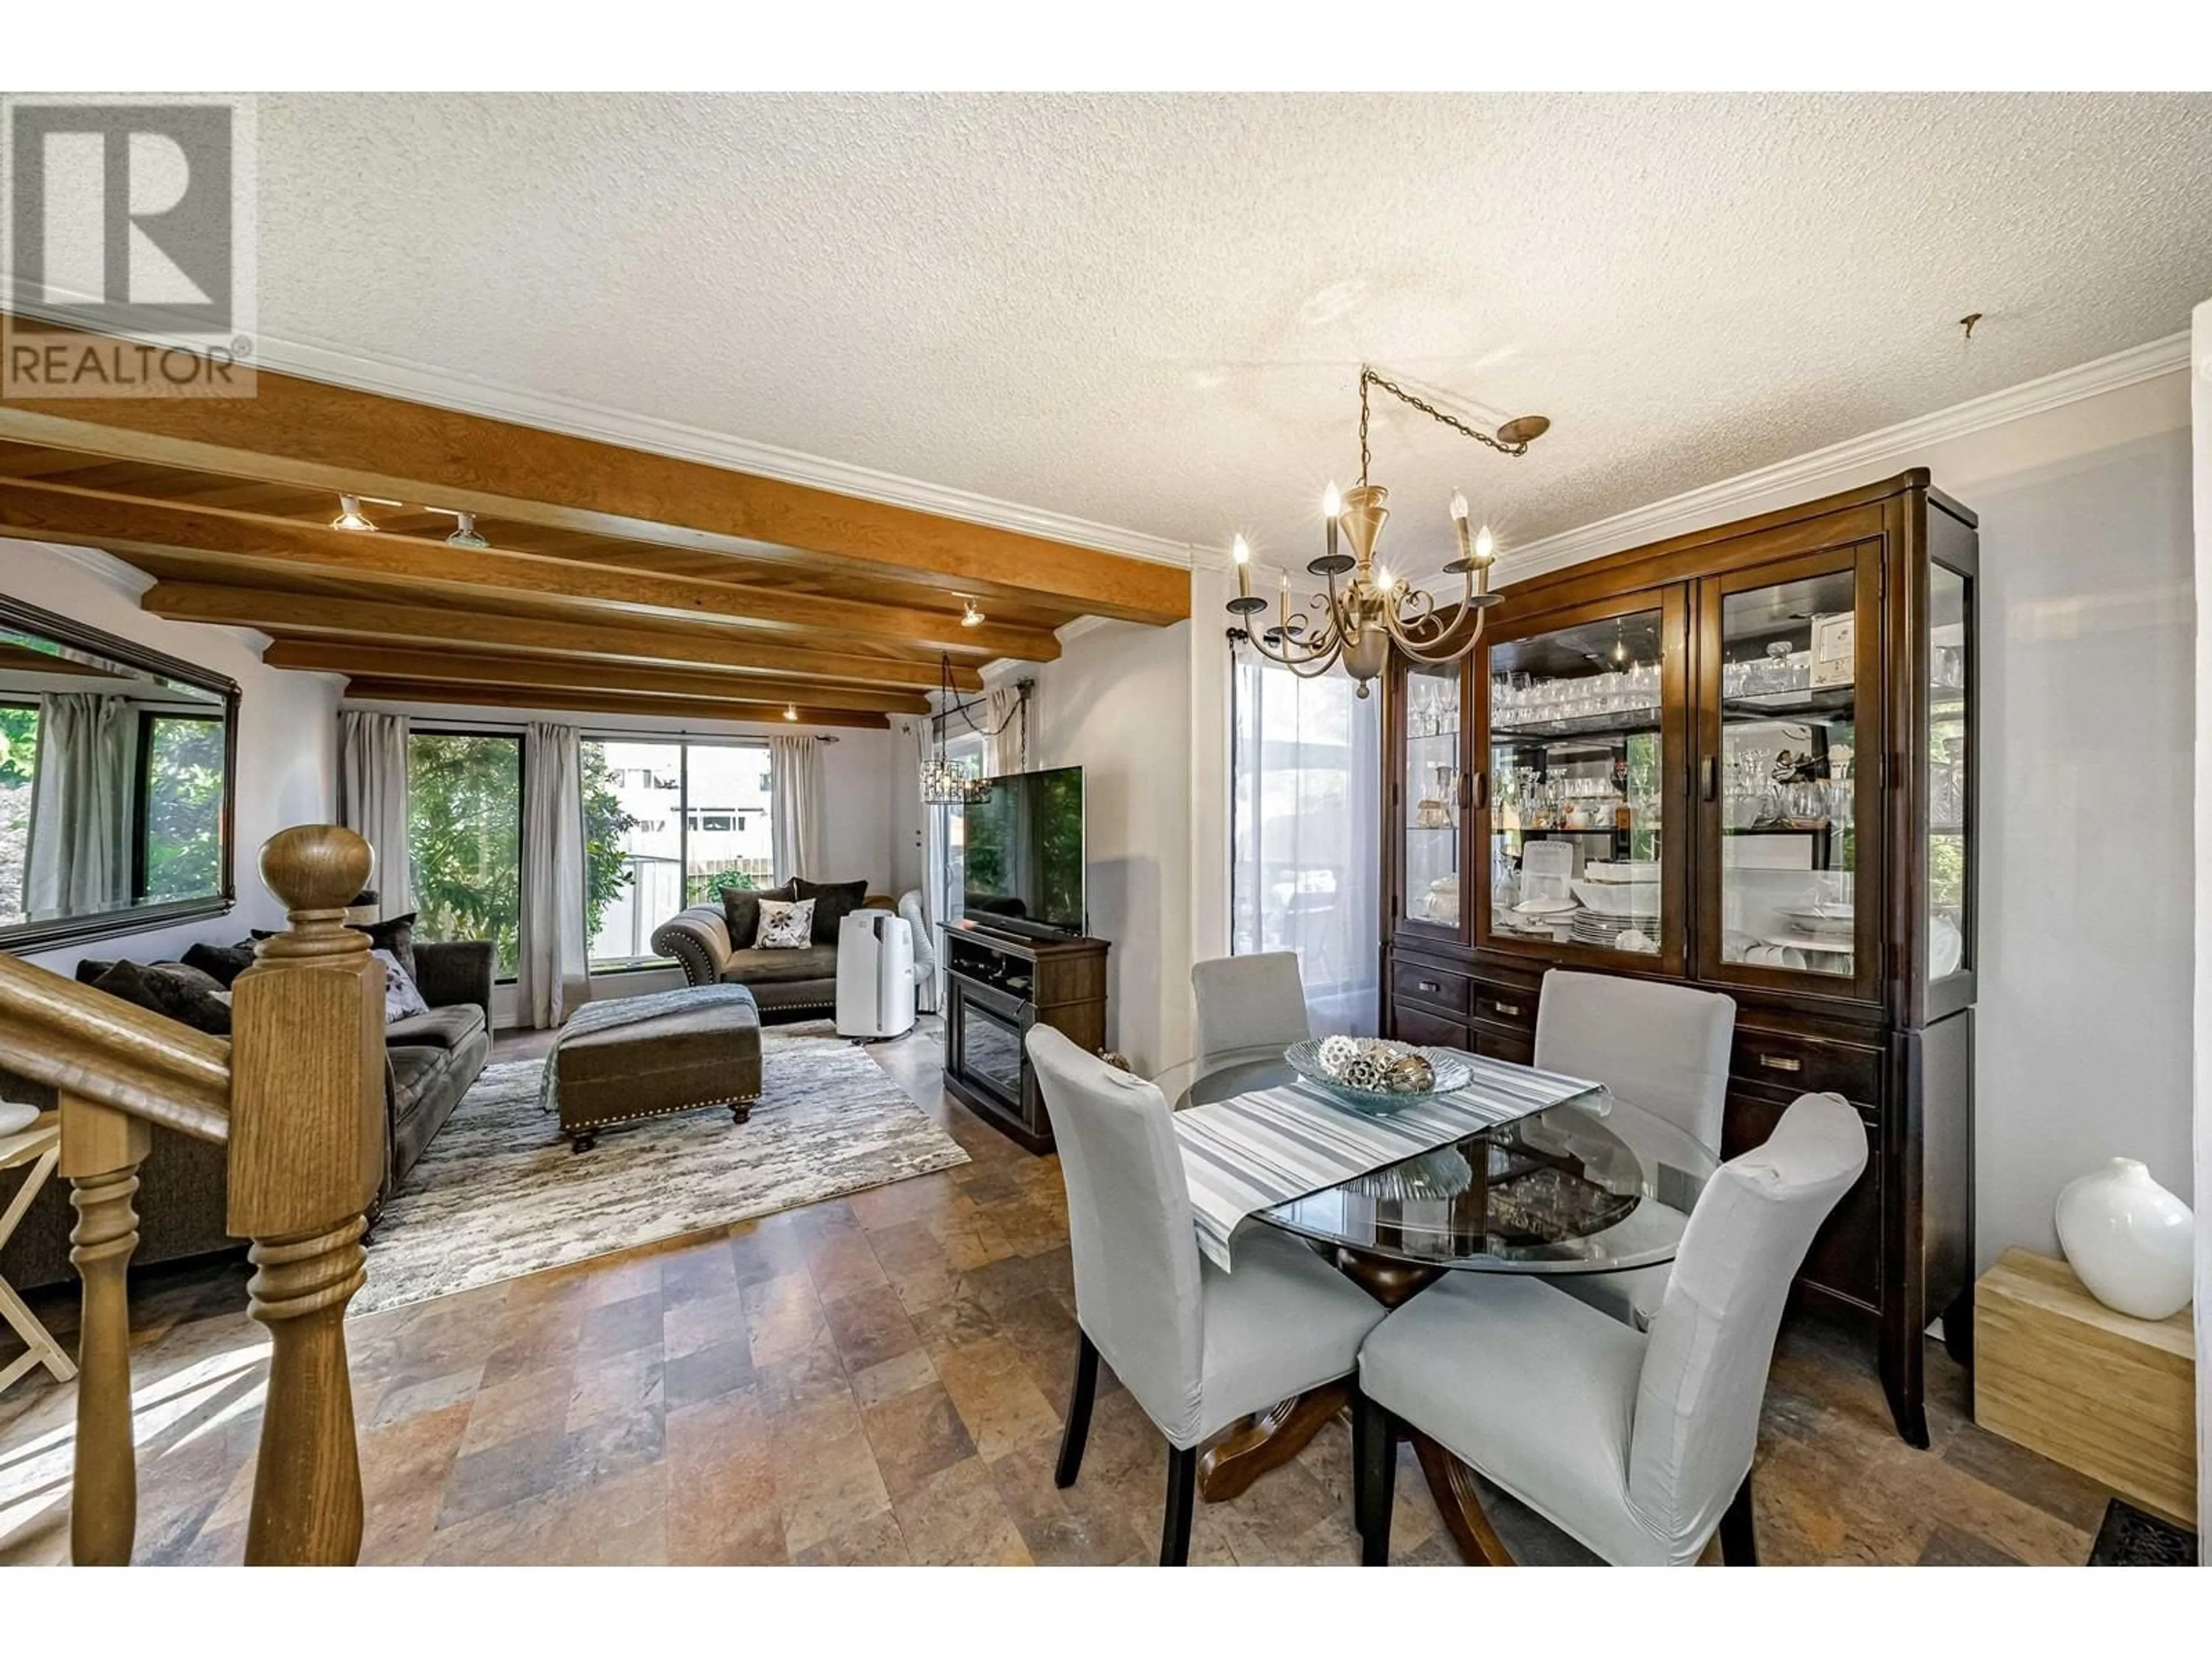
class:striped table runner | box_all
[1173,1054,1603,1270]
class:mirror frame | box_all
[0,593,242,953]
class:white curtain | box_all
[1229,653,1382,1035]
[907,716,946,1012]
[982,686,1027,777]
[517,722,588,1028]
[336,709,412,913]
[22,692,135,915]
[768,734,822,883]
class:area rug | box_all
[351,1027,969,1315]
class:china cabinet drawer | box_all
[1729,1030,1883,1105]
[1392,1003,1469,1051]
[1471,986,1535,1031]
[1392,960,1472,1016]
[1467,1021,1534,1067]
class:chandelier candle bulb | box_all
[1324,483,1342,561]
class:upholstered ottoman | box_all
[556,986,763,1152]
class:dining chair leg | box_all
[1718,1471,1758,1566]
[1055,1330,1100,1489]
[1161,1445,1198,1566]
[1353,1391,1396,1566]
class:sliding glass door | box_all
[584,737,775,970]
[1229,653,1382,1034]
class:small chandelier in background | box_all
[1228,367,1547,697]
[921,652,1005,806]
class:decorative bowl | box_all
[1285,1037,1472,1108]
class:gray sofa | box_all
[652,879,888,1021]
[0,939,493,1291]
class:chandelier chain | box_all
[1358,367,1528,474]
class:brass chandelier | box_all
[1227,368,1548,696]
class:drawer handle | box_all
[1416,980,1441,994]
[1491,1002,1523,1018]
[1756,1054,1804,1073]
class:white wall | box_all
[6,540,342,978]
[1026,618,1196,1076]
[1499,368,2196,1270]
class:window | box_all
[134,711,227,902]
[408,732,524,980]
[940,729,985,924]
[0,700,35,921]
[584,737,774,970]
[1229,654,1382,1034]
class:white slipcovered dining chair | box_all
[1025,1024,1387,1564]
[1534,969,1735,1329]
[1191,951,1312,1081]
[1354,1090,1868,1566]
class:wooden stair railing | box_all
[0,824,385,1566]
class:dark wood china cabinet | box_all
[1381,471,1978,1446]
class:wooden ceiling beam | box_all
[262,641,931,715]
[339,679,891,730]
[0,319,1191,625]
[0,476,1057,661]
[139,581,983,691]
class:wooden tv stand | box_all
[940,922,1109,1154]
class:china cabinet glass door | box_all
[1695,543,1883,999]
[1476,591,1687,974]
[1397,658,1465,938]
[1925,555,1972,997]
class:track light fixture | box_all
[331,493,399,532]
[426,507,490,550]
[783,703,800,722]
[959,597,986,628]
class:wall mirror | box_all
[0,596,240,951]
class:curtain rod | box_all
[382,713,838,744]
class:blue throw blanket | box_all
[535,983,760,1116]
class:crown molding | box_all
[231,328,1202,571]
[1491,331,2191,585]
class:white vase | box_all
[2054,1158,2195,1320]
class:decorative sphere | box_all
[1386,1052,1437,1094]
[1318,1035,1360,1075]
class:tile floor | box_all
[0,1020,2118,1566]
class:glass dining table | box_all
[1161,1051,1722,1561]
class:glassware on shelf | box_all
[1714,568,1858,980]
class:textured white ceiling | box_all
[255,92,2212,569]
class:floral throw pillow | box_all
[753,897,816,950]
[373,948,431,1023]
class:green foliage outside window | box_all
[580,741,640,941]
[0,706,35,787]
[409,733,524,978]
[408,732,641,981]
[140,715,226,900]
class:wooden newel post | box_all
[62,1092,151,1566]
[229,824,385,1566]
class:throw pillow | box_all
[753,897,815,950]
[89,960,233,1037]
[253,910,419,986]
[73,959,116,986]
[796,877,869,945]
[372,948,431,1023]
[719,882,792,950]
[182,939,258,988]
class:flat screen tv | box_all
[960,765,1086,937]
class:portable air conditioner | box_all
[835,910,916,1039]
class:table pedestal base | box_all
[1195,1246,1504,1563]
